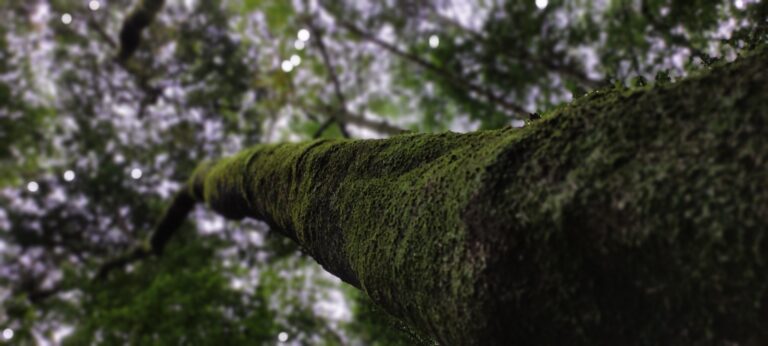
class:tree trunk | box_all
[165,48,768,344]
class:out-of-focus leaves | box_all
[63,226,279,345]
[244,0,294,33]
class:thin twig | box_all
[313,117,337,139]
[87,18,118,49]
[94,245,151,281]
[640,1,706,59]
[94,189,196,281]
[86,16,162,117]
[338,19,529,116]
[426,9,603,89]
[307,19,351,138]
[310,104,408,136]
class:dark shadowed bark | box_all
[102,47,768,344]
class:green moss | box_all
[188,47,768,344]
[461,46,768,343]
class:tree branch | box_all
[87,18,118,49]
[137,49,768,344]
[86,16,163,117]
[94,244,150,281]
[337,20,529,116]
[307,19,352,138]
[640,1,707,59]
[426,11,604,90]
[312,117,337,139]
[94,188,195,280]
[312,104,407,136]
[117,0,166,63]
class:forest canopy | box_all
[0,0,766,344]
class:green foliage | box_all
[64,227,278,345]
[0,25,54,187]
[344,289,433,346]
[243,0,294,33]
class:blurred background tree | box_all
[0,0,765,344]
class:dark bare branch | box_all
[338,20,529,116]
[313,117,337,139]
[117,0,166,63]
[321,104,408,135]
[94,189,195,281]
[307,19,351,138]
[426,10,604,89]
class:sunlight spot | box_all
[30,3,49,24]
[89,0,100,11]
[535,0,548,9]
[61,13,72,24]
[63,170,76,182]
[297,28,310,42]
[290,54,301,66]
[27,181,39,193]
[230,278,244,290]
[53,325,74,344]
[734,0,746,9]
[281,60,294,72]
[2,328,13,341]
[278,332,288,342]
[294,40,305,50]
[130,168,143,180]
[429,35,440,48]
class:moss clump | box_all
[188,47,768,344]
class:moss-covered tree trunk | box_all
[155,49,768,344]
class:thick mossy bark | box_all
[182,49,768,344]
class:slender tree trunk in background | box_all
[149,48,768,344]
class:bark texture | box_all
[175,48,767,344]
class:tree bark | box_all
[149,48,768,344]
